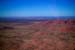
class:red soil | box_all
[0,19,75,50]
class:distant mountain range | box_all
[0,16,75,22]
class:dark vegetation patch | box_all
[0,26,14,30]
[74,48,75,50]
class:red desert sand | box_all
[0,19,75,50]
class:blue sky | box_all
[0,0,75,17]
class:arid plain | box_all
[0,19,75,50]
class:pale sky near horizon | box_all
[0,0,75,17]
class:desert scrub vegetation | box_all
[0,20,75,50]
